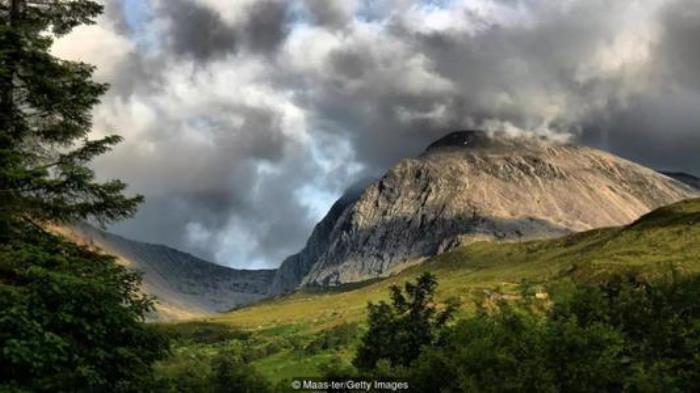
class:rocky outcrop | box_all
[270,130,698,294]
[60,224,275,320]
[268,181,368,295]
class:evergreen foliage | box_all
[0,1,165,391]
[354,272,457,370]
[0,0,141,233]
[0,223,167,392]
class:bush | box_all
[210,350,274,393]
[0,225,168,392]
[407,270,700,392]
[354,272,457,370]
[154,347,275,393]
[305,323,361,354]
[410,303,624,392]
[556,271,700,391]
[155,322,250,345]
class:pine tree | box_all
[0,0,142,237]
[0,2,166,392]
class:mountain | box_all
[661,171,700,190]
[57,224,275,320]
[270,130,698,295]
[269,182,368,295]
[54,131,699,315]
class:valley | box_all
[56,224,275,320]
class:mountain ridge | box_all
[269,130,698,294]
[661,171,700,190]
[216,197,700,333]
[57,224,275,320]
[56,131,700,315]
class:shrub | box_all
[155,322,250,345]
[154,348,275,393]
[0,226,168,392]
[407,270,700,392]
[305,323,361,354]
[354,272,458,370]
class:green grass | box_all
[153,320,358,383]
[207,198,700,331]
[159,198,700,383]
[253,349,346,381]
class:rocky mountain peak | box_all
[269,130,698,294]
[423,129,551,154]
[425,130,491,150]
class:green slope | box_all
[158,198,700,383]
[207,198,700,331]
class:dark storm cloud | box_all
[94,85,316,266]
[579,0,700,175]
[579,91,700,175]
[111,164,319,267]
[292,0,700,175]
[301,0,355,29]
[244,0,290,52]
[105,53,166,97]
[156,0,291,61]
[160,0,238,61]
[56,0,700,268]
[660,0,700,90]
[102,0,130,33]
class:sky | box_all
[51,0,700,269]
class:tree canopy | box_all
[0,0,142,235]
[354,272,457,370]
[0,2,166,391]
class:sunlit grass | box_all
[207,198,700,332]
[159,198,700,383]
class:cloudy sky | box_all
[52,0,700,269]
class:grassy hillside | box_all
[207,198,700,329]
[157,198,700,383]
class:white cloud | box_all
[51,22,134,80]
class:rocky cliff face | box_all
[270,130,698,294]
[59,224,275,320]
[268,182,368,295]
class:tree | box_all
[210,350,273,393]
[552,271,700,391]
[409,296,624,393]
[407,270,700,392]
[0,0,141,235]
[0,1,166,391]
[354,272,457,370]
[0,226,168,392]
[152,348,274,393]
